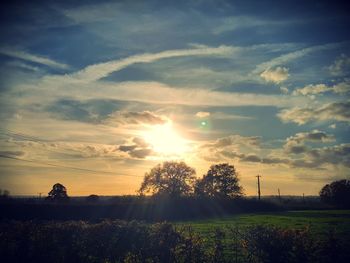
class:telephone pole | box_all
[256,175,261,200]
[278,188,281,201]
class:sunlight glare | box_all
[143,122,189,156]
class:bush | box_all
[0,220,206,263]
[1,221,349,262]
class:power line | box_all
[0,129,119,160]
[0,154,141,178]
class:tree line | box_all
[47,162,244,201]
[45,161,350,207]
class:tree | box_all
[195,163,243,198]
[46,183,69,201]
[319,179,350,207]
[86,194,99,203]
[0,189,10,199]
[139,161,196,197]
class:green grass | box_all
[176,210,350,240]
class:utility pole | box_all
[256,175,261,200]
[278,188,281,201]
[38,192,42,199]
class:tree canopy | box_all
[139,161,196,197]
[46,183,69,201]
[319,179,350,207]
[195,163,243,198]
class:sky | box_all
[0,0,349,196]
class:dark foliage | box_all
[1,221,349,263]
[0,197,281,221]
[85,194,99,203]
[46,183,69,202]
[139,161,196,197]
[0,220,205,263]
[195,163,243,198]
[319,179,350,207]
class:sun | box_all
[143,122,189,156]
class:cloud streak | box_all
[254,42,346,74]
[70,45,236,82]
[0,48,69,70]
[293,80,350,96]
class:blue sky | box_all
[0,0,349,196]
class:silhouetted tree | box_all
[0,189,10,199]
[320,179,350,207]
[86,194,99,202]
[139,161,196,197]
[195,163,243,198]
[46,183,69,201]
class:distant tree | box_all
[195,163,243,198]
[139,161,196,197]
[46,183,69,201]
[0,189,10,199]
[86,194,99,202]
[319,179,350,207]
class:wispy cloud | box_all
[329,54,350,76]
[0,48,70,70]
[278,101,350,125]
[70,46,236,82]
[293,80,350,96]
[19,80,309,108]
[253,42,346,74]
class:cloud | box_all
[0,48,69,70]
[329,54,350,76]
[277,101,350,125]
[284,130,335,154]
[105,111,167,126]
[254,42,345,74]
[128,148,154,159]
[287,144,350,169]
[195,111,210,118]
[260,66,289,83]
[203,135,262,149]
[118,137,154,159]
[209,112,253,120]
[305,144,350,168]
[212,15,286,35]
[18,78,309,108]
[0,150,25,157]
[333,81,350,93]
[284,143,309,154]
[293,80,350,95]
[293,84,329,95]
[118,145,137,152]
[219,150,289,165]
[287,130,335,144]
[70,45,235,82]
[280,86,289,94]
[7,138,122,159]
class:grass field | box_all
[177,210,350,240]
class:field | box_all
[179,210,350,239]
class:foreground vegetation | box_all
[1,214,350,263]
